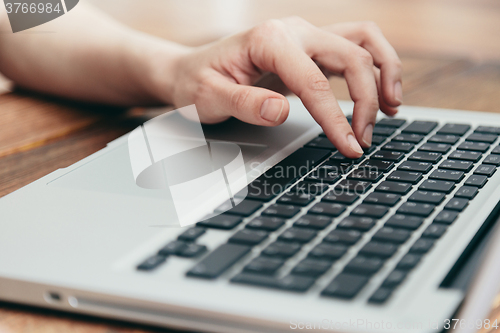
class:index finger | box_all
[247,22,364,158]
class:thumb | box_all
[203,76,290,126]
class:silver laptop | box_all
[1,97,500,333]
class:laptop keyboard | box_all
[137,117,500,304]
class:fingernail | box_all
[394,81,403,104]
[347,134,364,155]
[362,123,373,146]
[261,98,284,122]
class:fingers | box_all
[299,28,379,147]
[247,21,364,157]
[373,67,398,116]
[324,21,403,108]
[196,71,290,126]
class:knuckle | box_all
[230,87,252,111]
[249,19,287,43]
[306,72,331,93]
[354,48,374,66]
[360,21,380,33]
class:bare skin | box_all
[0,4,402,158]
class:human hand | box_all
[162,17,402,158]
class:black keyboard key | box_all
[376,181,412,194]
[309,202,346,217]
[363,146,377,154]
[445,198,469,211]
[278,192,315,206]
[305,168,341,184]
[385,214,423,230]
[262,242,301,258]
[373,227,411,244]
[321,161,353,174]
[372,135,387,145]
[351,204,389,218]
[410,238,435,254]
[492,146,500,154]
[294,215,332,230]
[187,243,251,279]
[262,204,301,218]
[458,142,490,152]
[483,154,500,166]
[292,258,332,277]
[403,121,438,135]
[387,170,423,184]
[373,126,396,136]
[243,256,284,275]
[364,192,401,206]
[337,216,376,231]
[398,161,433,173]
[397,202,435,217]
[377,118,406,128]
[158,241,188,255]
[455,186,479,199]
[408,151,442,164]
[231,273,315,292]
[397,253,422,270]
[309,243,347,261]
[359,241,398,258]
[419,143,451,153]
[322,191,359,204]
[305,136,337,150]
[371,150,404,162]
[429,169,464,182]
[321,273,368,299]
[368,287,393,304]
[382,270,408,287]
[278,227,317,244]
[178,243,207,258]
[439,160,473,172]
[438,123,470,135]
[290,181,329,196]
[335,179,372,194]
[449,150,482,162]
[392,133,424,143]
[137,255,167,271]
[330,151,364,163]
[475,126,500,135]
[246,217,285,231]
[359,159,395,172]
[464,175,488,188]
[419,180,455,193]
[344,256,384,275]
[197,214,242,230]
[474,164,496,177]
[216,199,263,216]
[428,134,459,144]
[347,168,384,182]
[422,224,448,239]
[408,190,446,204]
[178,227,206,242]
[466,133,498,143]
[229,229,269,245]
[324,229,362,245]
[382,141,415,153]
[434,210,459,224]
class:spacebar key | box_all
[187,243,251,279]
[231,273,315,292]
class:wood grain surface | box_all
[1,0,500,332]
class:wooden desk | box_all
[1,0,500,332]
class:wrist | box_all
[125,31,192,106]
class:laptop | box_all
[1,96,500,332]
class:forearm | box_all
[0,4,189,106]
